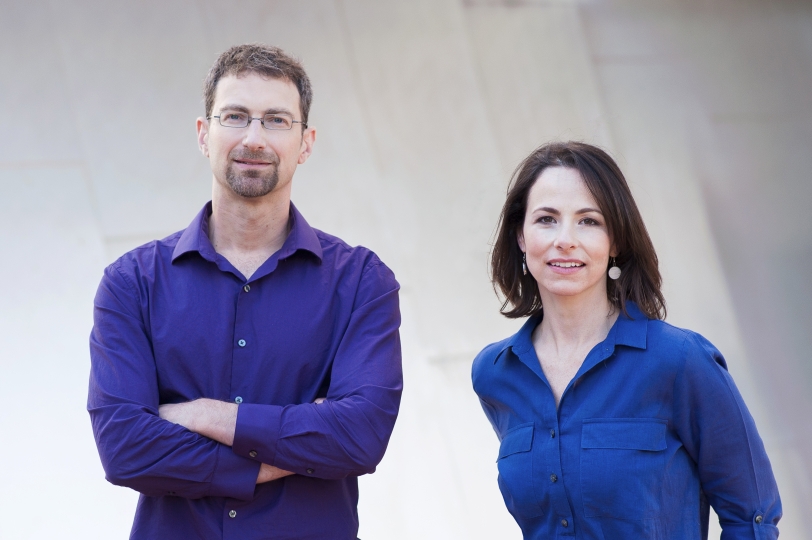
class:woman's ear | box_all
[517,231,526,253]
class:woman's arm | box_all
[672,332,781,539]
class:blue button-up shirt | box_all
[472,303,781,539]
[89,202,402,540]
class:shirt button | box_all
[550,429,555,438]
[306,468,314,474]
[243,284,250,292]
[228,510,237,518]
[561,519,568,527]
[755,515,763,524]
[238,339,246,347]
[550,474,558,483]
[235,396,243,404]
[249,450,257,458]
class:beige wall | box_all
[1,1,809,538]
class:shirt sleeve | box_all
[672,332,782,540]
[88,261,260,501]
[232,258,403,480]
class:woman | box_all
[472,142,781,539]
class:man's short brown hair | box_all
[203,43,313,126]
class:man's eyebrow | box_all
[218,104,249,113]
[217,105,294,116]
[263,107,294,116]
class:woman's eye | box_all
[538,216,555,224]
[581,217,600,226]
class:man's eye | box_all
[219,111,248,125]
[264,115,292,129]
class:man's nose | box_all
[241,118,266,149]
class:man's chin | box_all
[226,173,278,198]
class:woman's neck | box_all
[535,290,618,353]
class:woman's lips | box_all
[547,260,585,274]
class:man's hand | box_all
[257,463,295,484]
[159,398,238,446]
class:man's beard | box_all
[224,149,280,198]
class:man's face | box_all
[197,73,315,198]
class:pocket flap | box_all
[498,423,534,459]
[581,419,667,451]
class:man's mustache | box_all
[229,149,279,164]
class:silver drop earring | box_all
[522,253,528,276]
[608,257,621,280]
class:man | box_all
[88,44,402,540]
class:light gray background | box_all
[1,0,810,538]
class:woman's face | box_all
[518,166,615,303]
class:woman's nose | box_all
[553,222,577,250]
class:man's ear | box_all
[297,126,316,165]
[196,117,210,157]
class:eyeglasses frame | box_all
[207,114,308,131]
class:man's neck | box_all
[208,182,292,279]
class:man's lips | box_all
[234,159,273,166]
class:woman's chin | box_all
[539,282,607,302]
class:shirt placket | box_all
[231,279,254,405]
[225,278,256,538]
[545,416,575,537]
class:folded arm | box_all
[159,398,294,483]
[230,259,403,480]
[88,263,262,500]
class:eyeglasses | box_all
[208,110,307,130]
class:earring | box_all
[608,257,621,280]
[522,253,528,276]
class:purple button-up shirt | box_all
[89,202,402,540]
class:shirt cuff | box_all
[233,402,283,467]
[207,444,260,501]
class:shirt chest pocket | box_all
[497,423,546,518]
[580,419,668,521]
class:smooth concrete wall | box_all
[0,1,809,538]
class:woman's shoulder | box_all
[472,337,512,372]
[643,318,728,371]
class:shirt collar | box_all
[172,201,323,263]
[495,300,648,364]
[611,301,648,350]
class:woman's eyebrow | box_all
[532,207,603,215]
[535,206,559,215]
